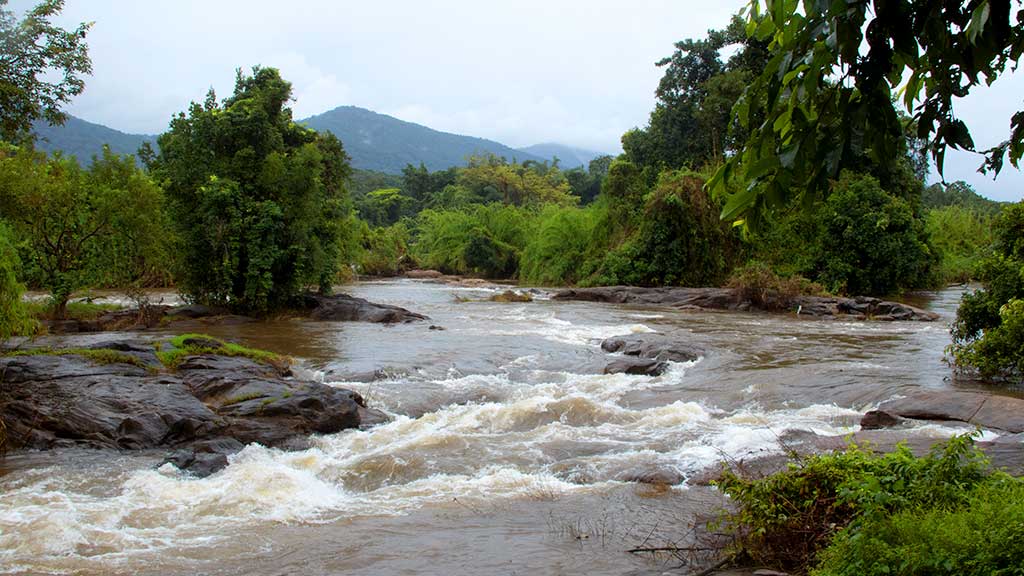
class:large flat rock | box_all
[876,390,1024,433]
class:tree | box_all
[710,0,1024,224]
[815,172,936,295]
[950,200,1024,381]
[457,154,576,207]
[0,145,162,317]
[0,0,92,142]
[624,17,768,170]
[153,67,353,313]
[0,221,34,340]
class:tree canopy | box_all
[0,0,92,142]
[709,0,1024,225]
[153,67,353,313]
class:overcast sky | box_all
[14,0,1024,201]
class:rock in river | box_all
[0,340,388,477]
[298,292,428,323]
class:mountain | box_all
[516,143,608,169]
[32,116,155,162]
[29,106,605,175]
[299,106,545,173]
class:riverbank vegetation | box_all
[715,434,1023,576]
[0,0,1020,385]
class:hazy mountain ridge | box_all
[31,106,606,174]
[31,116,156,162]
[516,142,606,169]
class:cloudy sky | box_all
[15,0,1024,201]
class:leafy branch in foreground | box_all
[710,0,1024,226]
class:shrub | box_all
[583,170,740,287]
[358,222,414,277]
[520,203,606,285]
[925,205,994,283]
[816,172,937,296]
[812,477,1024,576]
[414,204,531,278]
[715,434,990,574]
[726,261,825,309]
[950,201,1024,382]
[0,221,34,341]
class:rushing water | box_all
[0,281,998,575]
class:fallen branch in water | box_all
[627,545,719,554]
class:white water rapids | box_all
[0,281,995,575]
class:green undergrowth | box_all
[714,433,1022,575]
[1,333,288,372]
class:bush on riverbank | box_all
[0,222,34,341]
[714,434,1017,575]
[950,200,1024,382]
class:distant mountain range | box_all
[32,115,155,162]
[31,106,609,174]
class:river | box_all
[0,281,997,575]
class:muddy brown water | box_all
[0,281,1011,575]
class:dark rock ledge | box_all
[553,286,939,321]
[43,292,428,334]
[0,339,388,477]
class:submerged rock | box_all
[488,290,533,303]
[553,286,939,321]
[0,340,388,475]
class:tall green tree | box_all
[624,17,768,170]
[0,0,92,142]
[710,0,1024,224]
[153,67,353,313]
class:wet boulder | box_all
[0,354,220,450]
[604,357,668,376]
[298,293,428,323]
[0,340,384,456]
[859,409,908,430]
[601,333,703,363]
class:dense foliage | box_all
[717,434,1013,575]
[950,200,1024,381]
[0,222,33,340]
[0,0,92,142]
[710,0,1024,224]
[816,172,936,295]
[0,145,164,317]
[152,67,354,313]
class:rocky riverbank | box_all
[0,337,388,477]
[553,286,940,321]
[40,292,428,334]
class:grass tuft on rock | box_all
[1,347,153,371]
[155,333,289,370]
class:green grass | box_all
[0,347,154,372]
[155,333,290,370]
[1,333,288,374]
